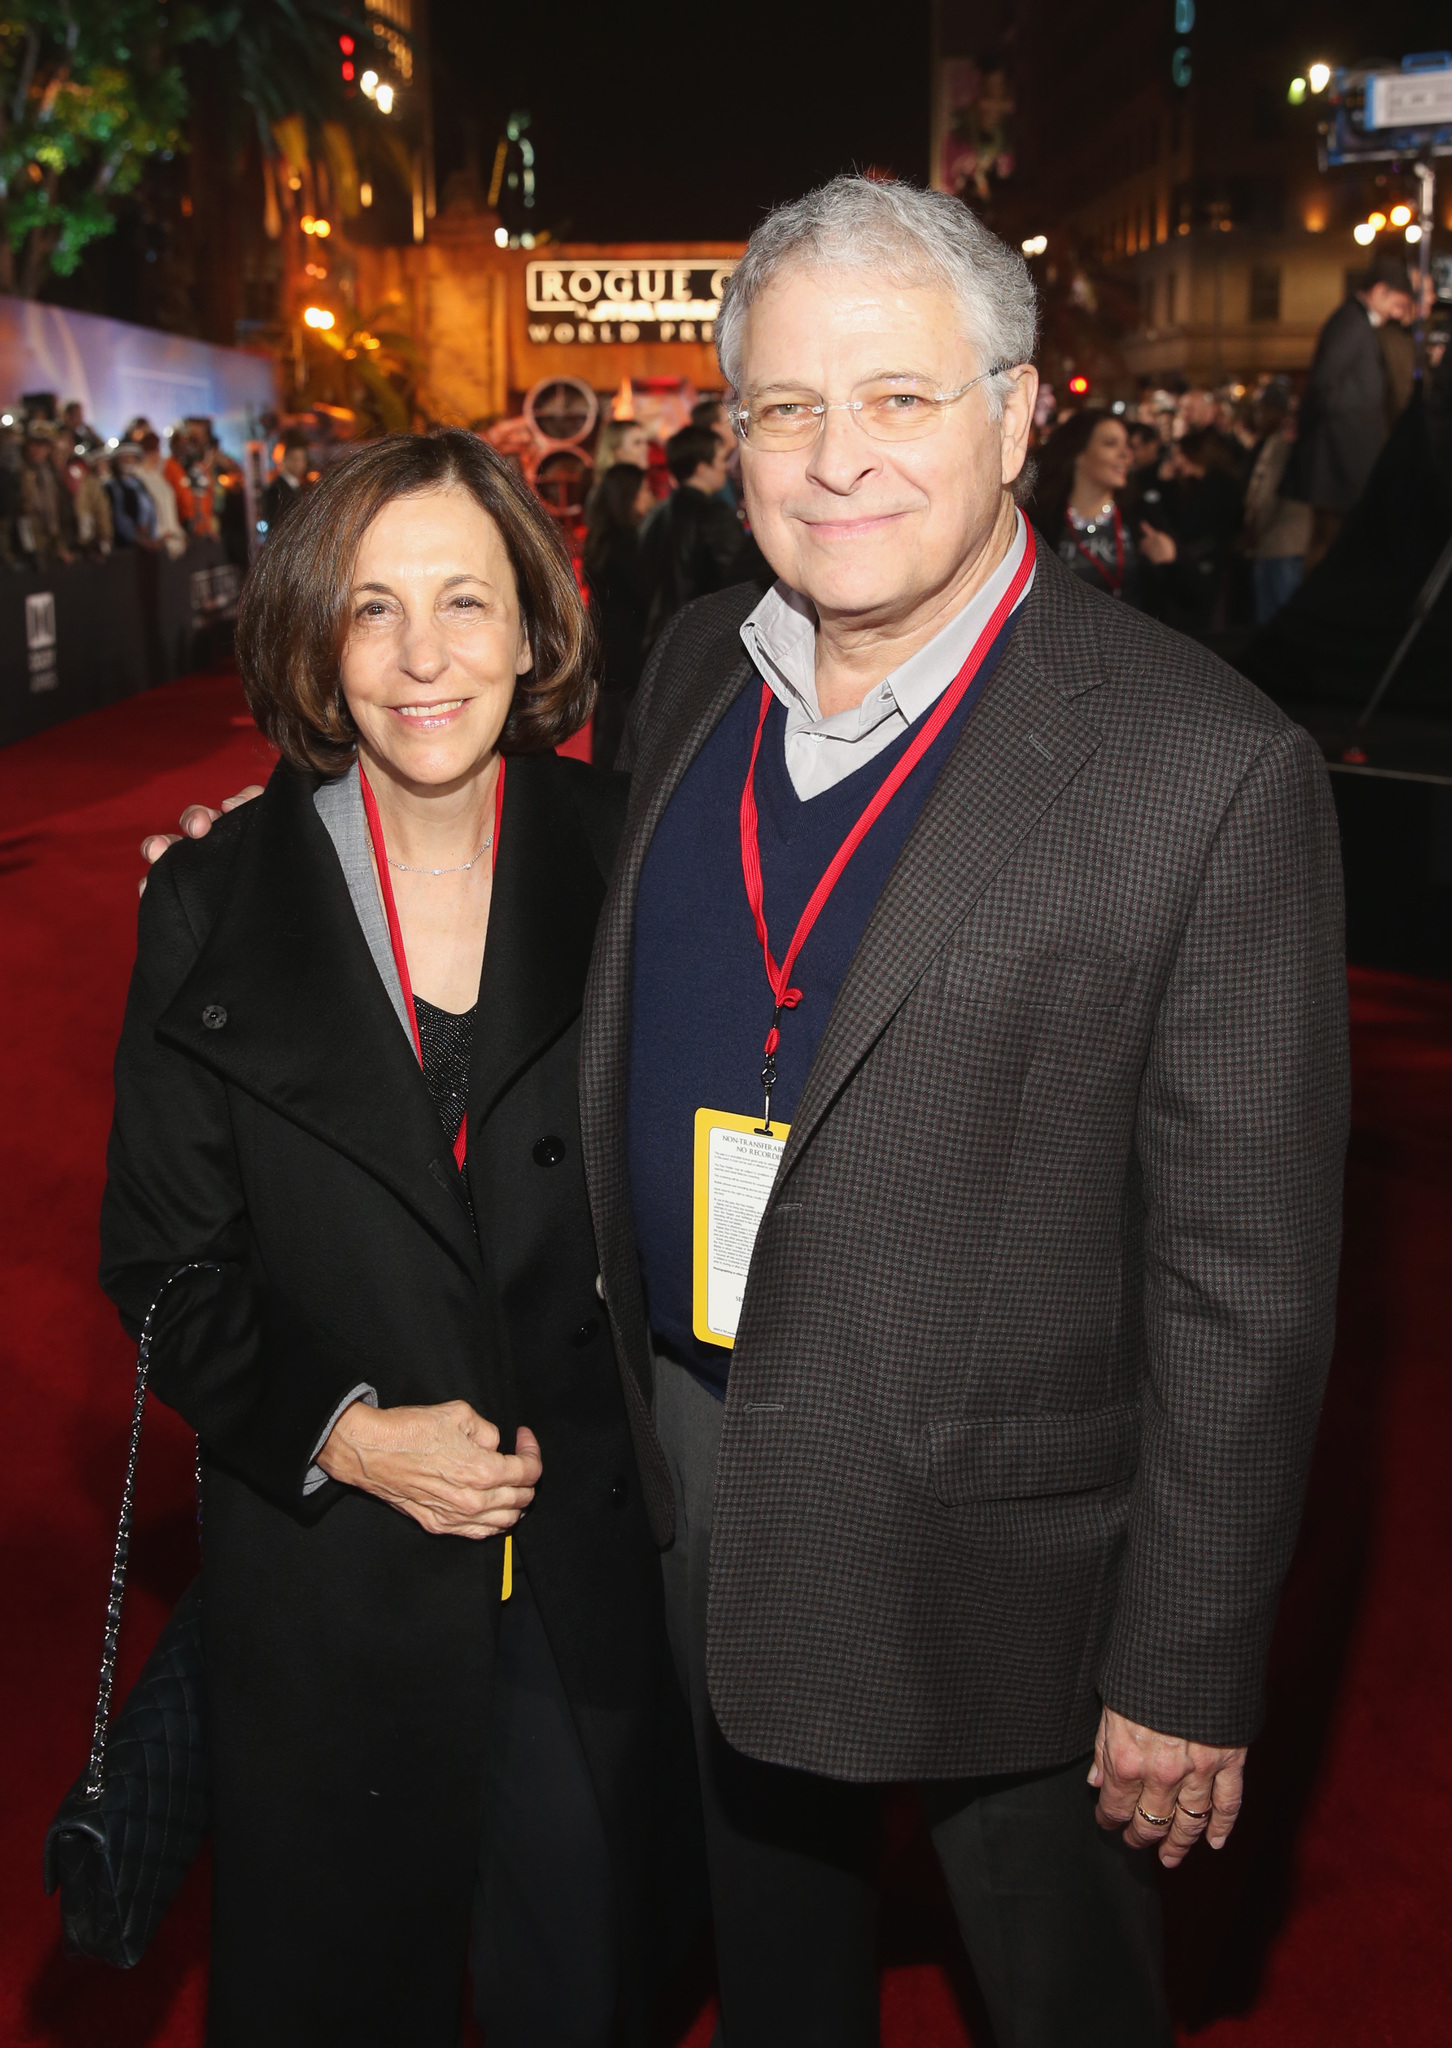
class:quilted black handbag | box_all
[43,1266,217,1967]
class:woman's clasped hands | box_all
[317,1400,541,1539]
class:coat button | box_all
[201,1004,228,1031]
[571,1318,600,1349]
[609,1477,628,1510]
[532,1135,566,1168]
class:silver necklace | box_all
[386,829,492,876]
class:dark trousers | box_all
[472,1566,619,2046]
[654,1355,1173,2048]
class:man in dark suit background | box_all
[581,175,1349,2047]
[1290,249,1413,568]
[638,423,761,650]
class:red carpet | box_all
[1,669,1447,2045]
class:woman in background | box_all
[590,417,653,499]
[1030,407,1176,611]
[583,461,653,769]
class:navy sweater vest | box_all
[628,614,1018,1395]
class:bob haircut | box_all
[237,428,595,774]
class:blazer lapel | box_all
[157,766,481,1273]
[778,593,1103,1179]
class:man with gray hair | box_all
[585,174,1346,2044]
[151,174,1347,2046]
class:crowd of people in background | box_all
[9,246,1429,745]
[0,402,250,571]
[1031,248,1430,635]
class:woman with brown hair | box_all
[100,431,684,2047]
[1028,406,1176,611]
[583,461,654,769]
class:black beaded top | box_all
[414,995,476,1150]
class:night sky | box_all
[428,0,932,243]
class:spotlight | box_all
[1308,62,1331,94]
[1406,223,1423,243]
[1390,204,1412,227]
[1368,211,1387,231]
[303,306,336,330]
[1020,235,1048,257]
[300,215,316,233]
[1352,222,1376,246]
[360,70,378,98]
[1288,77,1307,105]
[312,219,331,238]
[495,225,508,247]
[375,83,394,114]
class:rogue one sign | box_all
[525,260,737,346]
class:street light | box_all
[1308,62,1331,94]
[303,306,335,330]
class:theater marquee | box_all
[525,259,738,346]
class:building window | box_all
[1249,264,1281,322]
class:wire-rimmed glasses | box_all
[729,365,1012,451]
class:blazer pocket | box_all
[941,947,1136,1015]
[927,1401,1140,1505]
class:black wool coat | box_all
[582,544,1350,1784]
[100,753,670,2047]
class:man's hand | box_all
[1089,1705,1245,1868]
[138,785,264,894]
[316,1399,542,1541]
[1138,521,1178,566]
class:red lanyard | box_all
[739,524,1036,1127]
[358,757,506,1171]
[1074,504,1124,594]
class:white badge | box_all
[692,1108,790,1348]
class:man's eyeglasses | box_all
[730,365,1012,452]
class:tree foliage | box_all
[0,4,188,294]
[0,2,398,299]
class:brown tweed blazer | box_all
[580,543,1349,1782]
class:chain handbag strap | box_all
[84,1263,220,1800]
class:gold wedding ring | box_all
[1135,1803,1175,1828]
[1177,1803,1213,1820]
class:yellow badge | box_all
[692,1107,790,1348]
